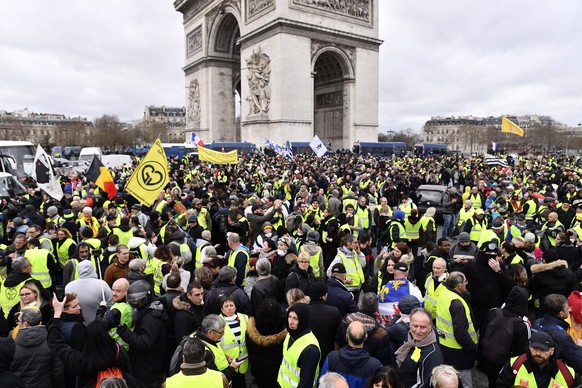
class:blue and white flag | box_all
[265,139,293,159]
[309,135,327,157]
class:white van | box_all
[102,154,132,170]
[78,147,103,163]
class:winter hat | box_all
[307,230,319,243]
[309,283,328,300]
[491,219,504,230]
[524,232,536,242]
[568,291,582,325]
[458,232,471,243]
[398,295,421,315]
[394,210,405,221]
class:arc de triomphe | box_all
[174,0,382,149]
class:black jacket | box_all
[285,264,315,295]
[529,260,577,302]
[251,275,280,310]
[325,277,358,317]
[308,300,341,366]
[172,293,205,347]
[117,300,167,385]
[246,317,287,387]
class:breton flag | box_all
[191,132,204,146]
[309,135,327,157]
[484,153,507,167]
[125,138,170,206]
[32,145,63,200]
[501,116,525,137]
[85,156,117,199]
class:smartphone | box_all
[236,355,248,362]
[55,285,65,301]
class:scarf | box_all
[394,329,437,367]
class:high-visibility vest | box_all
[158,224,168,245]
[469,193,482,210]
[399,202,416,217]
[153,259,165,295]
[56,238,77,269]
[113,228,133,246]
[0,278,28,318]
[199,336,230,371]
[109,302,133,350]
[420,216,436,233]
[524,199,538,221]
[195,241,210,269]
[85,238,102,250]
[477,229,501,249]
[70,257,99,281]
[469,219,486,243]
[342,198,357,211]
[227,248,250,286]
[541,220,565,248]
[404,220,421,241]
[39,236,55,256]
[388,221,407,248]
[277,332,321,388]
[336,250,364,287]
[24,248,52,289]
[198,208,209,230]
[457,208,475,226]
[165,369,224,387]
[355,206,370,230]
[299,245,323,278]
[436,287,477,349]
[321,216,336,242]
[220,313,249,374]
[510,354,574,388]
[424,274,447,319]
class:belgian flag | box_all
[86,156,117,199]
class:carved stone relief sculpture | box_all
[187,79,201,127]
[187,27,203,57]
[245,47,271,116]
[293,0,371,22]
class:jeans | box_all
[442,213,454,238]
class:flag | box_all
[265,139,292,159]
[309,135,327,157]
[85,156,117,200]
[32,145,63,201]
[285,141,294,159]
[198,146,238,164]
[501,116,525,137]
[190,132,204,146]
[484,153,507,167]
[125,138,170,206]
[491,141,498,152]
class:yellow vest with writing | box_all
[24,248,52,289]
[510,355,573,388]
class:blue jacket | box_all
[534,314,582,373]
[320,347,383,388]
[325,278,358,317]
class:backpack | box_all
[479,308,523,365]
[169,335,213,377]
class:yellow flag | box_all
[501,116,525,137]
[198,146,238,164]
[125,138,169,206]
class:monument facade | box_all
[174,0,382,149]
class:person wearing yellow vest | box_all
[327,233,365,298]
[423,257,448,319]
[398,195,417,217]
[193,198,212,231]
[220,295,249,387]
[435,272,478,388]
[0,257,37,318]
[77,207,100,237]
[95,278,133,351]
[112,218,133,247]
[468,186,484,210]
[24,238,57,290]
[188,314,245,384]
[541,212,565,250]
[477,218,505,249]
[54,228,77,279]
[62,242,99,286]
[165,336,229,388]
[278,302,321,388]
[497,331,580,387]
[299,231,324,280]
[355,196,372,234]
[225,233,250,288]
[387,210,408,249]
[463,209,487,244]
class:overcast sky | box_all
[1,0,581,133]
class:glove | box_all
[104,308,121,329]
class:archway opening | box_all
[314,51,346,149]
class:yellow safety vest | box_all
[199,337,230,372]
[24,248,52,289]
[404,220,421,241]
[113,228,133,246]
[165,369,224,387]
[541,220,565,248]
[0,278,28,318]
[277,332,321,388]
[457,208,475,226]
[436,287,477,349]
[153,259,165,295]
[524,199,538,221]
[109,302,133,351]
[227,248,250,286]
[220,313,249,374]
[469,193,482,210]
[355,207,370,230]
[389,221,407,248]
[477,229,501,249]
[56,238,77,268]
[510,355,574,388]
[299,246,323,279]
[195,241,210,269]
[424,274,447,319]
[336,251,364,287]
[469,219,486,243]
[198,208,209,230]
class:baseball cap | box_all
[331,263,347,274]
[394,262,408,273]
[529,331,553,351]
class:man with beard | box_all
[277,303,321,388]
[62,242,97,286]
[497,331,580,387]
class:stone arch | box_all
[207,10,241,57]
[312,47,355,149]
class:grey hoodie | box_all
[65,260,112,326]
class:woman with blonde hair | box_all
[8,281,52,330]
[162,256,190,292]
[430,365,460,388]
[285,288,310,307]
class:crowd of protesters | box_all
[1,149,582,387]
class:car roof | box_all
[416,184,448,191]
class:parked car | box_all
[0,172,27,199]
[415,184,448,223]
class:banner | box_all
[198,146,238,164]
[125,138,169,206]
[501,116,525,137]
[32,145,63,200]
[309,135,327,157]
[85,156,117,199]
[265,139,293,159]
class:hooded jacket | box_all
[529,259,577,301]
[320,346,383,388]
[65,260,113,326]
[0,338,24,387]
[246,316,287,386]
[285,263,315,295]
[11,325,65,388]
